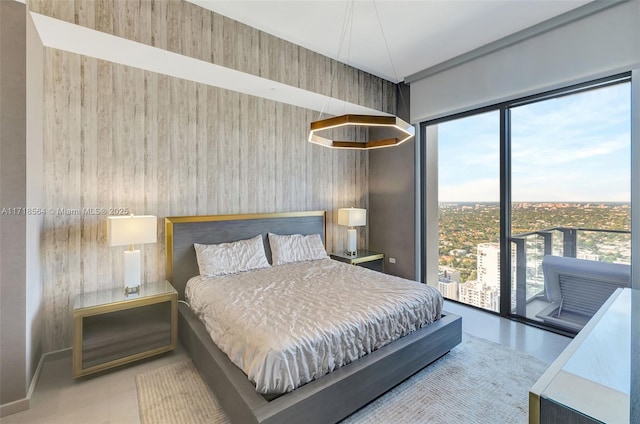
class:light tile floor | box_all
[2,301,571,424]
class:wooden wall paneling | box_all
[195,82,209,215]
[154,71,170,282]
[245,24,261,78]
[287,39,300,88]
[41,49,59,352]
[210,8,223,65]
[174,77,197,216]
[168,76,182,215]
[150,0,167,50]
[280,104,292,211]
[221,15,236,74]
[42,49,77,350]
[93,0,113,35]
[109,61,125,290]
[297,46,309,95]
[138,0,152,47]
[303,110,316,211]
[226,90,242,213]
[143,70,161,283]
[287,105,298,212]
[273,101,284,210]
[165,0,182,56]
[290,107,305,212]
[135,66,148,214]
[239,94,256,212]
[131,64,149,279]
[124,0,141,43]
[291,106,304,211]
[75,0,95,30]
[205,86,219,214]
[155,73,171,216]
[181,0,196,60]
[258,31,270,80]
[95,60,114,291]
[186,79,199,216]
[79,55,98,295]
[65,48,83,350]
[33,0,395,352]
[196,3,212,64]
[214,87,226,214]
[230,90,242,213]
[29,0,74,22]
[265,98,279,212]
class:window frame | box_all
[419,71,633,330]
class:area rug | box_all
[136,334,547,424]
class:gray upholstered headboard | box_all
[165,211,326,299]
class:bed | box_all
[166,211,462,424]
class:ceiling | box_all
[189,0,593,84]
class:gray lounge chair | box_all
[535,255,631,332]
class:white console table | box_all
[529,288,637,423]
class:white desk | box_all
[529,288,636,423]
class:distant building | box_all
[438,279,459,301]
[477,243,500,289]
[438,266,460,300]
[439,266,460,283]
[459,280,499,312]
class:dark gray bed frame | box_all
[165,211,462,424]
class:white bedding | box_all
[185,258,443,394]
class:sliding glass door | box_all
[434,111,501,312]
[510,80,631,327]
[421,73,632,332]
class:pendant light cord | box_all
[319,0,355,121]
[319,0,408,120]
[372,0,408,116]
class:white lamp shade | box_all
[108,215,157,247]
[338,208,366,227]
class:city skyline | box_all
[437,82,631,203]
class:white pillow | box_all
[268,233,328,266]
[194,235,270,277]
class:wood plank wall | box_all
[30,0,395,351]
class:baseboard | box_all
[0,347,72,418]
[0,397,29,418]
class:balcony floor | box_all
[444,300,571,364]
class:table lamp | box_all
[338,208,366,256]
[107,214,157,294]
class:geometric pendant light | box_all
[308,114,414,149]
[307,1,414,150]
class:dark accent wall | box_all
[369,83,415,280]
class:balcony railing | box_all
[510,227,631,316]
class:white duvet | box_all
[185,258,443,394]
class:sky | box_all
[437,82,631,203]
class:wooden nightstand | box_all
[330,249,385,272]
[73,281,177,378]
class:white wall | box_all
[410,0,640,122]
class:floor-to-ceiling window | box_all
[510,78,631,328]
[436,111,501,312]
[421,73,632,333]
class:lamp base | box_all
[123,249,141,293]
[345,249,358,257]
[346,228,357,257]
